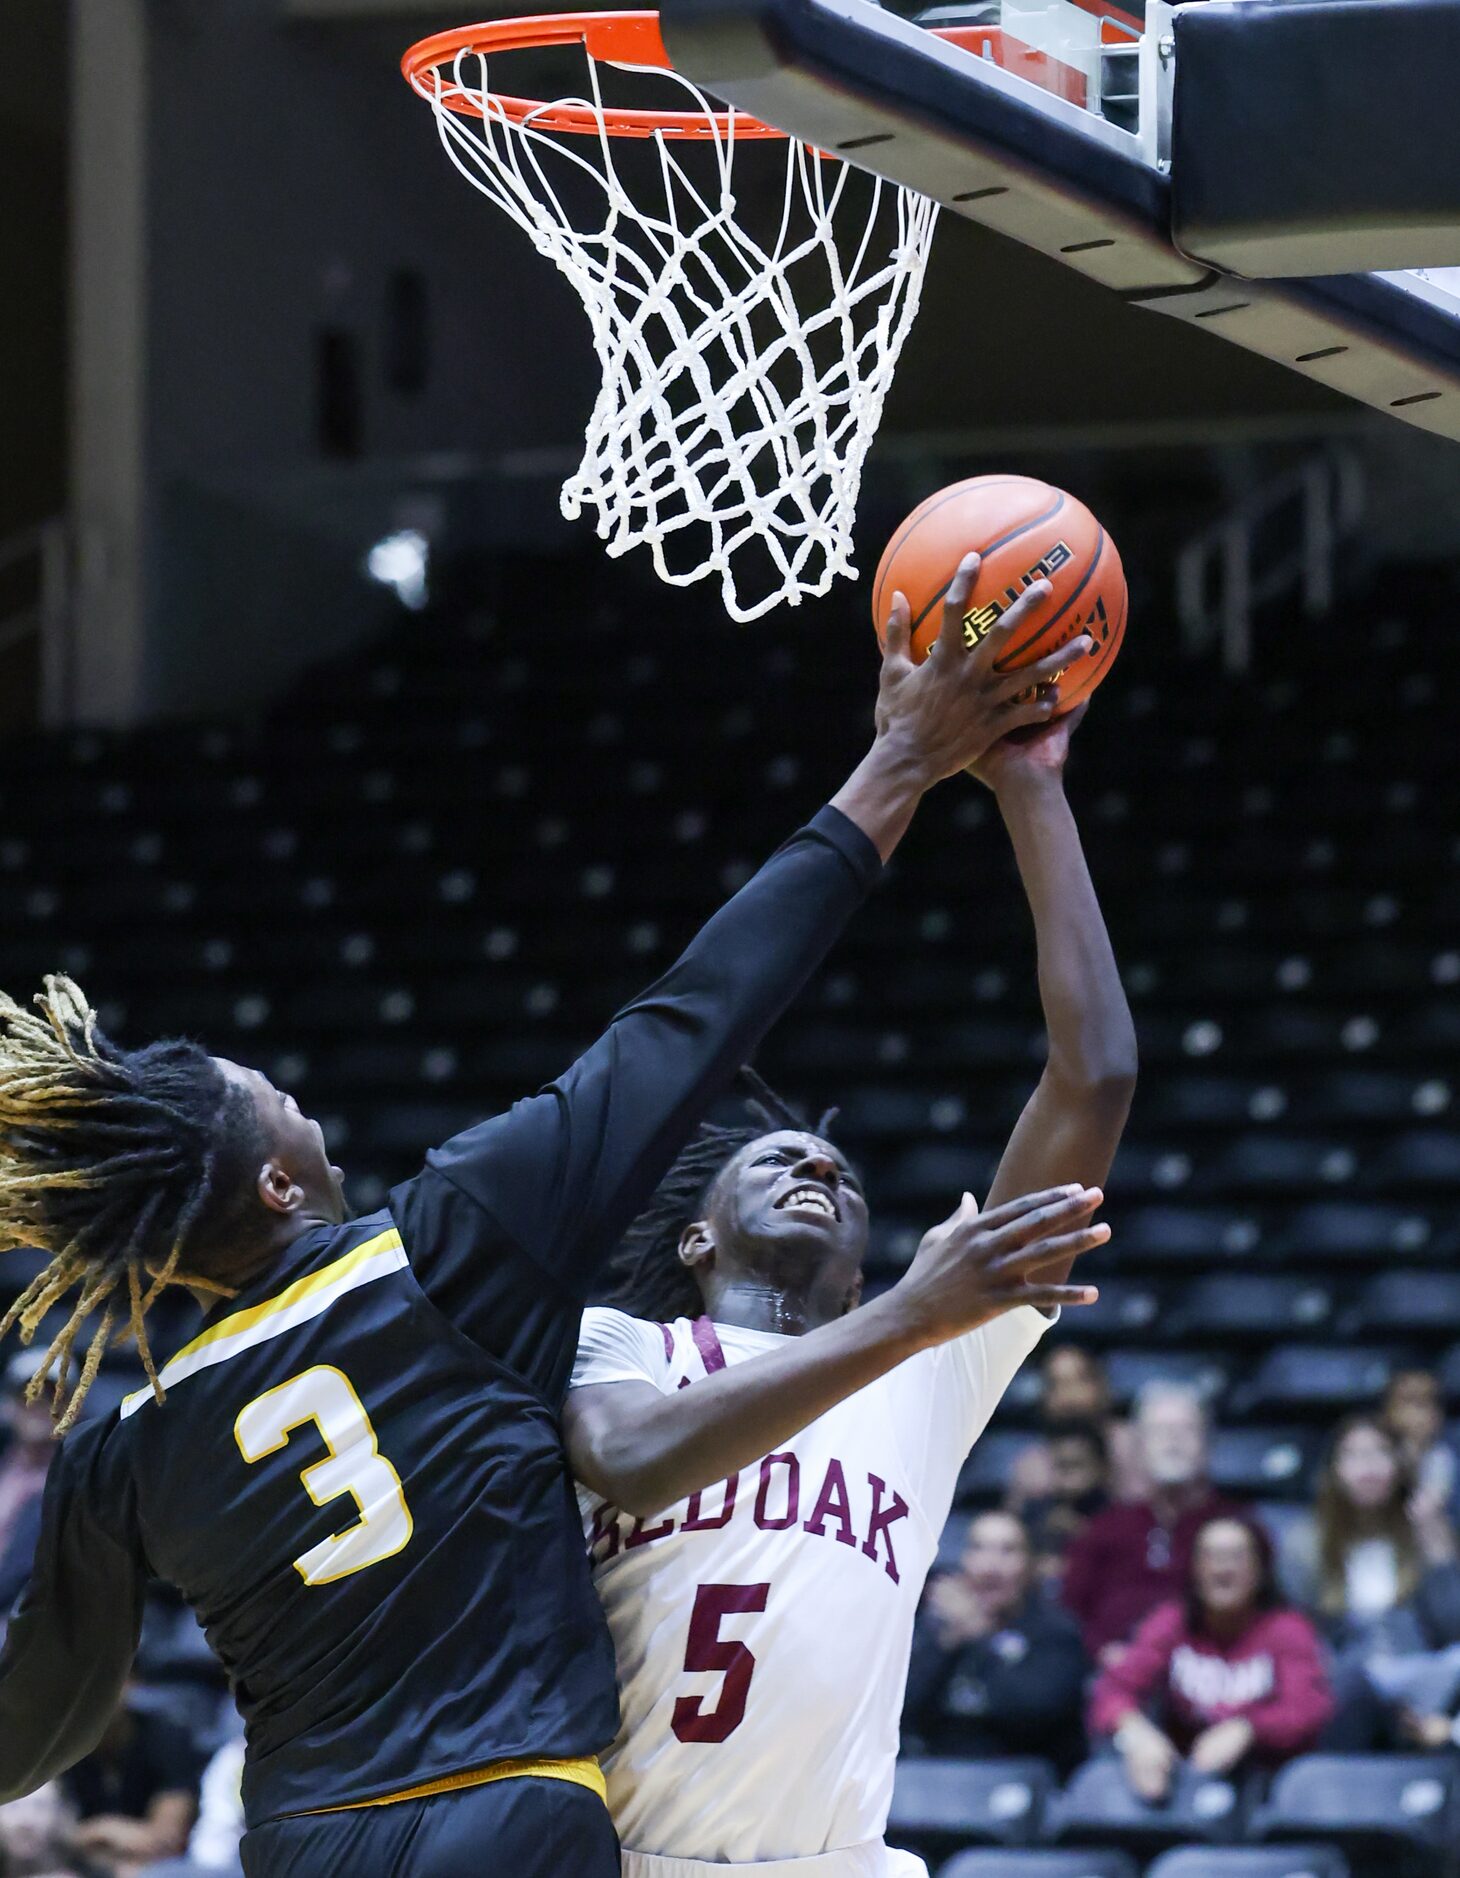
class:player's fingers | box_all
[882,591,913,667]
[1000,685,1063,732]
[991,638,1093,700]
[981,1191,1105,1256]
[991,1282,1100,1313]
[994,1223,1112,1278]
[976,1183,1101,1232]
[971,578,1052,670]
[932,553,981,665]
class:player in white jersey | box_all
[566,673,1135,1876]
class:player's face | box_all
[962,1512,1033,1608]
[215,1059,348,1225]
[1193,1519,1262,1617]
[704,1130,869,1296]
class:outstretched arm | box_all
[973,706,1138,1250]
[567,1183,1106,1517]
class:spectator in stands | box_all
[136,1734,244,1878]
[904,1510,1089,1772]
[1020,1418,1111,1588]
[1384,1368,1460,1520]
[1090,1514,1332,1801]
[0,1781,81,1876]
[0,1352,64,1618]
[60,1686,200,1878]
[1282,1413,1460,1750]
[1007,1345,1144,1509]
[1062,1381,1244,1665]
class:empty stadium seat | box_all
[1208,1426,1321,1499]
[1234,1345,1403,1418]
[1346,1269,1460,1338]
[1170,1274,1333,1343]
[1147,1848,1351,1878]
[887,1757,1055,1852]
[939,1854,1141,1878]
[1253,1753,1460,1872]
[1050,1756,1252,1853]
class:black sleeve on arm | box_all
[393,807,881,1394]
[0,1420,146,1804]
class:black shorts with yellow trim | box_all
[240,1759,619,1878]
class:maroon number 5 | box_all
[670,1582,771,1744]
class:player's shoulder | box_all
[571,1305,674,1390]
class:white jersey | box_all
[570,1304,1054,1864]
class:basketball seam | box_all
[1060,580,1127,703]
[903,491,1068,639]
[872,478,1052,627]
[999,527,1110,667]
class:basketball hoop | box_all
[403,12,941,621]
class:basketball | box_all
[871,475,1127,715]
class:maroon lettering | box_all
[671,1582,771,1744]
[626,1511,675,1549]
[862,1472,909,1583]
[754,1452,801,1530]
[684,1473,739,1531]
[803,1458,857,1547]
[589,1501,622,1564]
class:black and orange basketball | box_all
[871,475,1126,715]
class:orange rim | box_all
[401,11,781,139]
[401,12,1086,140]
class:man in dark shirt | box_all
[905,1510,1089,1773]
[0,565,1080,1876]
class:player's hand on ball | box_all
[890,1183,1106,1347]
[967,699,1089,792]
[875,553,1091,786]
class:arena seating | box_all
[888,1756,1056,1852]
[1146,1850,1352,1878]
[1049,1756,1256,1854]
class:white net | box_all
[420,40,939,621]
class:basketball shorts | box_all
[240,1772,620,1878]
[622,1842,929,1878]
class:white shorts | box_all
[621,1845,928,1878]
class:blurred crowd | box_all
[3,1340,1459,1872]
[903,1346,1460,1802]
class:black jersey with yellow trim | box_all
[0,805,881,1828]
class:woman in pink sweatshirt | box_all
[1090,1513,1334,1800]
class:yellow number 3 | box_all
[235,1365,414,1586]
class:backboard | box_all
[658,0,1460,442]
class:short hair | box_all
[1134,1379,1208,1428]
[0,976,269,1432]
[607,1068,840,1322]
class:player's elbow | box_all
[1049,1051,1138,1119]
[571,1429,678,1521]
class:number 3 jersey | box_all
[570,1304,1055,1863]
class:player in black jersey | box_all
[0,563,1084,1877]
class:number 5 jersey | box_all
[570,1301,1056,1865]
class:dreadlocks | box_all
[0,976,271,1433]
[608,1068,840,1323]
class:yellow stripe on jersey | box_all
[296,1755,608,1816]
[120,1229,407,1419]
